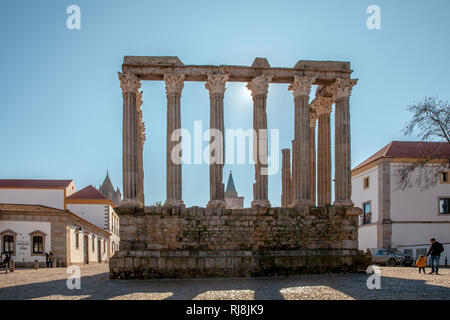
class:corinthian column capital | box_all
[205,74,229,95]
[164,74,185,96]
[246,75,272,97]
[331,78,358,100]
[288,76,315,99]
[118,72,141,95]
[312,96,334,115]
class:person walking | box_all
[415,255,427,274]
[426,238,444,275]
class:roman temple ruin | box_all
[109,56,370,279]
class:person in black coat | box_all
[427,238,444,274]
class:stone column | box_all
[309,110,317,206]
[163,74,185,208]
[136,90,146,206]
[315,97,333,206]
[119,72,141,206]
[205,74,229,208]
[281,148,291,207]
[290,139,295,206]
[332,78,358,207]
[247,75,272,208]
[288,76,315,207]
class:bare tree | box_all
[396,97,450,190]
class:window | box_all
[403,249,413,259]
[75,232,79,249]
[29,231,46,255]
[440,172,449,183]
[32,236,44,254]
[361,202,372,225]
[103,239,106,253]
[416,248,427,258]
[92,237,95,251]
[3,235,14,254]
[439,198,450,214]
[363,177,370,189]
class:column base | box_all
[291,199,312,208]
[121,199,142,208]
[333,200,354,207]
[163,199,186,208]
[251,199,271,208]
[206,200,226,208]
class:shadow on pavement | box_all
[1,268,449,300]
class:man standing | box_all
[426,238,444,275]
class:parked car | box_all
[388,249,413,266]
[370,248,413,266]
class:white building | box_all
[0,179,76,210]
[0,203,110,267]
[0,179,120,263]
[66,185,120,255]
[352,141,450,264]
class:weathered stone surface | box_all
[122,56,352,84]
[110,206,369,279]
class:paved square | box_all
[0,265,449,300]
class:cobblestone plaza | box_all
[1,265,449,300]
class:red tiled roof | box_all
[0,179,73,188]
[67,185,108,200]
[353,141,450,172]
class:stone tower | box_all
[224,171,244,209]
[99,171,122,207]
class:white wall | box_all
[68,226,109,264]
[67,203,107,230]
[0,221,51,264]
[0,189,65,210]
[392,222,450,250]
[358,225,377,251]
[390,164,450,222]
[352,165,379,222]
[67,203,120,259]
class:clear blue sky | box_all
[1,0,449,207]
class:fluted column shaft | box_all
[247,76,272,208]
[290,139,295,206]
[309,112,317,206]
[119,72,141,205]
[317,108,332,206]
[164,74,185,208]
[289,77,315,206]
[281,149,291,207]
[206,74,229,208]
[332,78,358,206]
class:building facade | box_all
[66,185,120,256]
[352,141,450,264]
[0,179,76,210]
[0,179,120,262]
[0,204,110,267]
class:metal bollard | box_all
[445,257,448,268]
[34,259,39,270]
[10,260,15,272]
